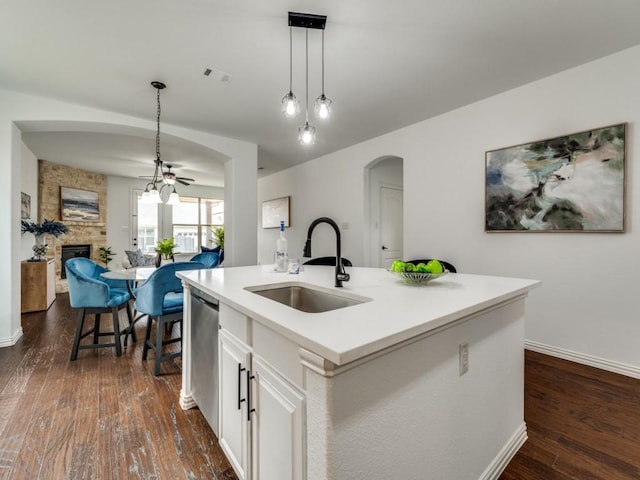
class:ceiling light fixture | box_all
[281,27,300,118]
[314,29,332,120]
[141,81,181,205]
[298,28,315,145]
[283,11,328,145]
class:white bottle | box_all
[275,221,288,272]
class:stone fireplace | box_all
[38,160,107,292]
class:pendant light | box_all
[141,81,181,205]
[314,30,332,119]
[281,27,300,118]
[298,29,316,145]
[283,12,327,145]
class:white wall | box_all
[258,44,640,374]
[20,142,38,260]
[1,86,257,346]
[106,175,224,268]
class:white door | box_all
[219,330,252,480]
[379,186,403,268]
[251,355,305,480]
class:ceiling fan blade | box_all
[176,178,191,186]
[177,177,195,182]
[138,175,155,179]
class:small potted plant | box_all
[213,226,224,250]
[99,246,115,268]
[21,218,69,261]
[155,238,178,267]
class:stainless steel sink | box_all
[245,283,369,313]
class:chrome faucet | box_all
[303,217,350,287]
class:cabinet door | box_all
[219,329,252,480]
[251,355,305,480]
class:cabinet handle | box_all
[246,370,256,422]
[237,363,246,410]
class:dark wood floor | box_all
[0,293,237,480]
[2,294,640,479]
[500,350,640,480]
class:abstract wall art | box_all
[485,123,625,232]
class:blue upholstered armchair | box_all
[65,257,134,360]
[189,252,220,269]
[134,261,204,375]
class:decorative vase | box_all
[31,235,48,262]
[155,254,162,268]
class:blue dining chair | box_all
[134,261,204,375]
[65,257,134,360]
[189,252,220,269]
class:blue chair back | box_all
[134,261,204,317]
[189,252,220,269]
[65,257,130,308]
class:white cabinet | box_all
[219,329,252,480]
[219,328,305,480]
[251,355,305,480]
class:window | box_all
[172,197,223,253]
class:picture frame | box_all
[262,196,290,229]
[485,123,626,232]
[61,187,100,222]
[21,192,31,219]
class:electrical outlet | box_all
[459,342,469,376]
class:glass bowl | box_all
[390,269,449,286]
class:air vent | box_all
[203,68,231,83]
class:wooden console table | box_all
[21,259,56,313]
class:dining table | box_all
[101,267,156,298]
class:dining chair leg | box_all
[93,313,100,345]
[142,317,153,360]
[154,318,164,376]
[70,308,86,361]
[112,307,122,357]
[129,302,137,343]
[123,302,137,347]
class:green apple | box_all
[404,263,415,272]
[391,260,405,272]
[426,259,443,274]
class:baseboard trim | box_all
[480,422,527,480]
[0,327,23,348]
[525,340,640,380]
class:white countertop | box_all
[178,265,540,365]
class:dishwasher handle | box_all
[194,295,219,311]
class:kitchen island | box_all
[177,265,540,480]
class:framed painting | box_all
[262,196,290,228]
[485,123,626,232]
[21,192,31,219]
[61,187,100,222]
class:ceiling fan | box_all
[139,159,195,186]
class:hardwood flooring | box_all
[0,293,237,480]
[500,350,640,480]
[2,294,640,479]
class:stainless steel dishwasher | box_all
[190,287,219,436]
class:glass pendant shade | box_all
[281,91,300,118]
[149,188,161,204]
[314,94,332,119]
[298,122,316,145]
[167,190,180,205]
[141,189,152,203]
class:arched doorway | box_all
[364,156,404,268]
